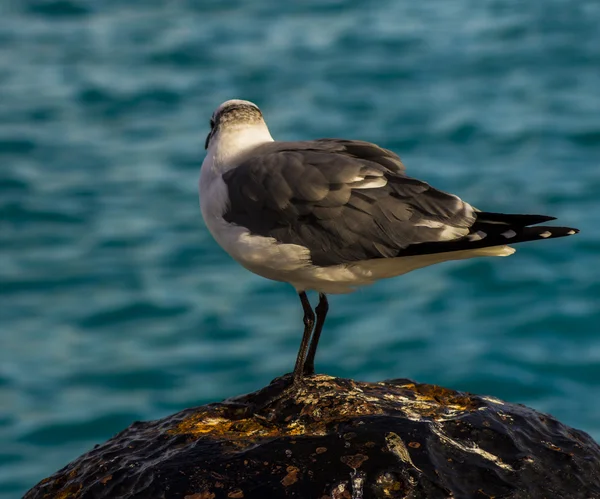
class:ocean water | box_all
[1,0,599,496]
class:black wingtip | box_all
[396,224,579,258]
[525,225,579,240]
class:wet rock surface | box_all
[25,375,600,498]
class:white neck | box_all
[205,123,274,174]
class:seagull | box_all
[199,99,579,386]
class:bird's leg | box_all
[249,293,323,413]
[248,293,314,412]
[303,293,328,375]
[292,291,315,385]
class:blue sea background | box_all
[1,0,599,496]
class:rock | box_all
[25,375,600,499]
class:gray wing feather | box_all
[222,140,475,266]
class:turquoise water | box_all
[1,1,599,496]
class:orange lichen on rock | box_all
[184,492,215,499]
[340,453,369,469]
[281,466,300,486]
[399,381,481,412]
[170,411,327,445]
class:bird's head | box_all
[205,99,267,150]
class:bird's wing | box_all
[312,138,406,174]
[221,139,478,267]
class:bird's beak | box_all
[205,130,212,150]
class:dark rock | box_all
[25,375,600,498]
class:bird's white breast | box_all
[199,153,314,280]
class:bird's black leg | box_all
[303,293,328,376]
[292,291,315,384]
